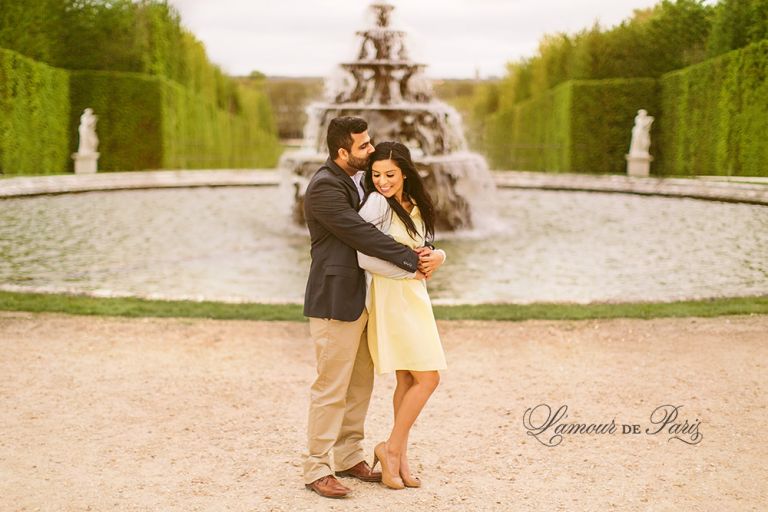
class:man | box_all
[302,116,441,498]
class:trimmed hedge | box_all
[485,82,573,172]
[69,71,163,171]
[487,40,766,176]
[0,65,281,174]
[658,39,768,176]
[486,78,658,173]
[68,71,280,171]
[161,79,280,169]
[0,48,70,175]
[570,79,660,173]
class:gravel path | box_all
[1,312,766,511]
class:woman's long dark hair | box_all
[362,141,435,243]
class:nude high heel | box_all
[399,456,421,487]
[372,442,405,490]
[400,471,421,488]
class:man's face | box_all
[344,131,375,170]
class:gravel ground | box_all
[1,312,766,511]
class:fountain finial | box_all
[370,3,395,28]
[337,2,429,106]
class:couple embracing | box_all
[302,116,447,498]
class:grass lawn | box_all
[1,291,767,322]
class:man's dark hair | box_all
[327,116,368,159]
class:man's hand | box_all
[417,246,446,278]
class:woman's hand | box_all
[417,247,446,278]
[414,270,428,281]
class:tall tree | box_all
[708,0,768,56]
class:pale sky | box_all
[168,0,666,79]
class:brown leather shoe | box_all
[305,475,350,499]
[335,460,382,482]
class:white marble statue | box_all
[629,109,654,156]
[73,108,100,173]
[626,109,654,177]
[77,108,99,154]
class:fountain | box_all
[281,2,496,231]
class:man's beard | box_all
[347,153,369,170]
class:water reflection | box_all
[1,187,766,303]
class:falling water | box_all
[280,1,496,231]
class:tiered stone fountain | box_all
[281,2,495,231]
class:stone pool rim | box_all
[1,169,767,206]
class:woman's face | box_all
[371,159,405,200]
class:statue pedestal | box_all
[626,153,652,177]
[72,152,99,174]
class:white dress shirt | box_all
[351,170,365,203]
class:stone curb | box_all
[1,169,767,205]
[492,171,768,206]
[0,169,280,198]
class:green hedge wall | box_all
[485,82,573,172]
[658,40,768,175]
[570,79,660,173]
[486,78,658,173]
[66,70,279,172]
[69,71,164,171]
[161,79,280,169]
[0,48,69,175]
[485,41,766,176]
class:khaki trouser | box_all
[303,310,374,484]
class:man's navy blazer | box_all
[303,158,419,321]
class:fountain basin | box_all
[1,185,766,304]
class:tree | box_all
[708,0,768,56]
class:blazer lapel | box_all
[325,158,360,209]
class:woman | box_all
[356,141,447,490]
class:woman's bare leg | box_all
[393,370,413,415]
[393,371,415,479]
[385,370,440,477]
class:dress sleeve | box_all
[357,191,391,230]
[357,193,417,279]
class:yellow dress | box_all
[366,204,447,374]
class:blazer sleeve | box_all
[356,193,417,279]
[306,176,419,272]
